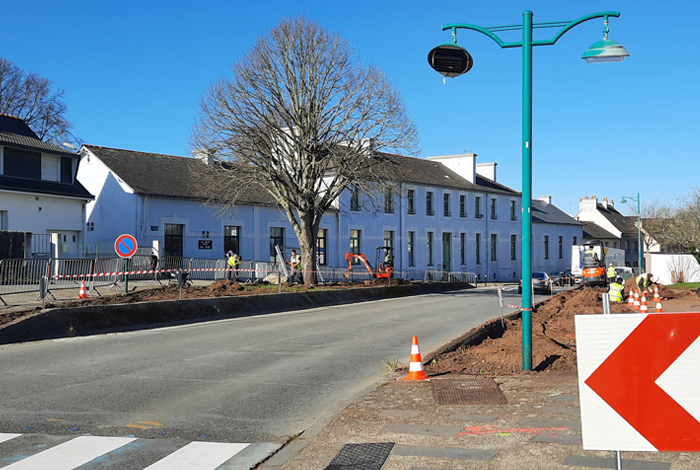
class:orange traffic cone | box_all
[403,336,430,381]
[640,293,648,314]
[627,289,635,307]
[655,299,663,313]
[77,280,89,299]
[633,290,640,310]
[653,286,660,301]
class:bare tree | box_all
[0,57,75,144]
[666,255,700,284]
[190,16,417,284]
[643,187,700,265]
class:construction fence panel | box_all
[93,258,122,289]
[189,258,220,281]
[424,270,477,284]
[0,259,49,295]
[48,258,96,290]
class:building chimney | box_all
[579,195,598,213]
[426,152,477,183]
[476,162,497,182]
[538,195,552,205]
[193,149,213,165]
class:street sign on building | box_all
[576,313,700,452]
[114,234,138,259]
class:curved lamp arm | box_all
[442,11,621,49]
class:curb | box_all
[0,282,471,345]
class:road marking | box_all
[127,420,164,429]
[143,441,249,469]
[1,436,136,469]
[0,433,21,444]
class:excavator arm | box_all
[345,252,374,277]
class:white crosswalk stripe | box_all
[1,436,136,469]
[0,434,21,445]
[143,441,249,469]
[0,434,258,469]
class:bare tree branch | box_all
[0,57,76,145]
[190,16,418,284]
[642,187,700,265]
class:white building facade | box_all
[77,145,585,282]
[0,115,93,257]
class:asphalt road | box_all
[0,286,539,445]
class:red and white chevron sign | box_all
[576,313,700,452]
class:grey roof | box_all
[83,145,277,204]
[0,115,76,157]
[531,200,582,225]
[0,176,93,200]
[381,153,520,196]
[596,204,638,236]
[581,221,618,240]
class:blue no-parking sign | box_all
[114,234,138,258]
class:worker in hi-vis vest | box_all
[607,264,616,284]
[227,251,240,282]
[608,277,624,302]
[289,249,303,284]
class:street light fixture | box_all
[429,11,628,371]
[582,17,630,63]
[621,194,643,271]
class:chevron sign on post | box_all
[576,313,700,451]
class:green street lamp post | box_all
[429,11,629,370]
[621,193,643,271]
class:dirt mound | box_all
[425,286,635,377]
[202,280,246,296]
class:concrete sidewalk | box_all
[261,373,698,470]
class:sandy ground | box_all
[425,285,700,376]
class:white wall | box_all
[647,253,700,285]
[532,223,582,274]
[0,191,86,234]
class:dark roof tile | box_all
[531,200,582,225]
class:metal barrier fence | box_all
[0,259,49,296]
[1,256,479,305]
[424,270,477,284]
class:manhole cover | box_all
[431,376,507,405]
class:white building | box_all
[531,196,583,274]
[77,144,584,282]
[0,114,93,257]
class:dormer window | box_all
[3,147,41,179]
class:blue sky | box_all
[2,0,697,216]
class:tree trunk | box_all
[296,212,318,286]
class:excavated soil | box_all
[425,285,700,377]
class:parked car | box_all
[549,270,565,286]
[518,271,553,295]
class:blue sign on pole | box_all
[114,234,138,258]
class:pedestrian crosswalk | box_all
[0,432,280,470]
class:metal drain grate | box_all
[431,376,508,405]
[325,442,395,470]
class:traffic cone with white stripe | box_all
[627,289,635,307]
[403,336,430,381]
[633,290,640,310]
[655,299,663,313]
[77,280,89,299]
[653,286,660,301]
[640,293,648,314]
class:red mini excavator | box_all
[345,246,394,279]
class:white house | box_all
[0,114,93,257]
[575,195,646,267]
[77,144,588,282]
[531,196,583,274]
